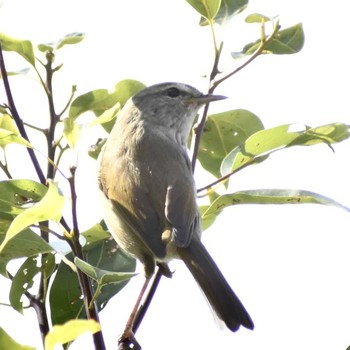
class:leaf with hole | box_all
[9,257,40,313]
[49,236,136,325]
[0,179,47,216]
[198,109,263,178]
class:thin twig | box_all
[0,44,46,184]
[67,165,106,350]
[191,20,280,174]
[212,20,280,89]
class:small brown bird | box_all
[98,82,253,334]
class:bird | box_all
[98,82,254,338]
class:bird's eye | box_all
[166,87,180,98]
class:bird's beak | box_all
[185,94,227,104]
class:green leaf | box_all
[75,257,136,306]
[203,189,350,219]
[87,138,106,160]
[0,33,35,66]
[56,32,85,49]
[6,68,31,76]
[67,79,145,142]
[50,237,136,325]
[0,327,35,350]
[69,88,118,120]
[0,180,65,253]
[44,319,100,350]
[221,123,350,176]
[0,114,32,148]
[9,257,40,313]
[0,179,47,215]
[38,32,85,52]
[200,205,217,231]
[102,79,146,133]
[0,213,53,266]
[0,114,18,133]
[114,79,146,106]
[245,13,272,23]
[89,102,121,128]
[81,222,111,244]
[186,0,221,21]
[69,80,145,121]
[198,109,263,178]
[0,228,53,264]
[75,257,136,285]
[37,43,54,52]
[242,23,305,55]
[0,129,31,148]
[200,0,248,25]
[63,117,82,149]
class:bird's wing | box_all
[165,170,200,248]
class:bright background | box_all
[1,0,350,349]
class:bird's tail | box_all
[177,239,254,332]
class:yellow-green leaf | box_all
[0,327,35,350]
[89,102,121,128]
[0,180,65,253]
[0,114,31,148]
[0,33,35,66]
[44,320,100,350]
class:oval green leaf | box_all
[198,109,263,178]
[186,0,221,21]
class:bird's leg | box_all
[118,277,150,349]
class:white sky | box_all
[1,0,350,349]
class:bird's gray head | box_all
[129,82,225,140]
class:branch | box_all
[0,44,46,184]
[67,166,106,350]
[191,20,280,174]
[212,20,280,89]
